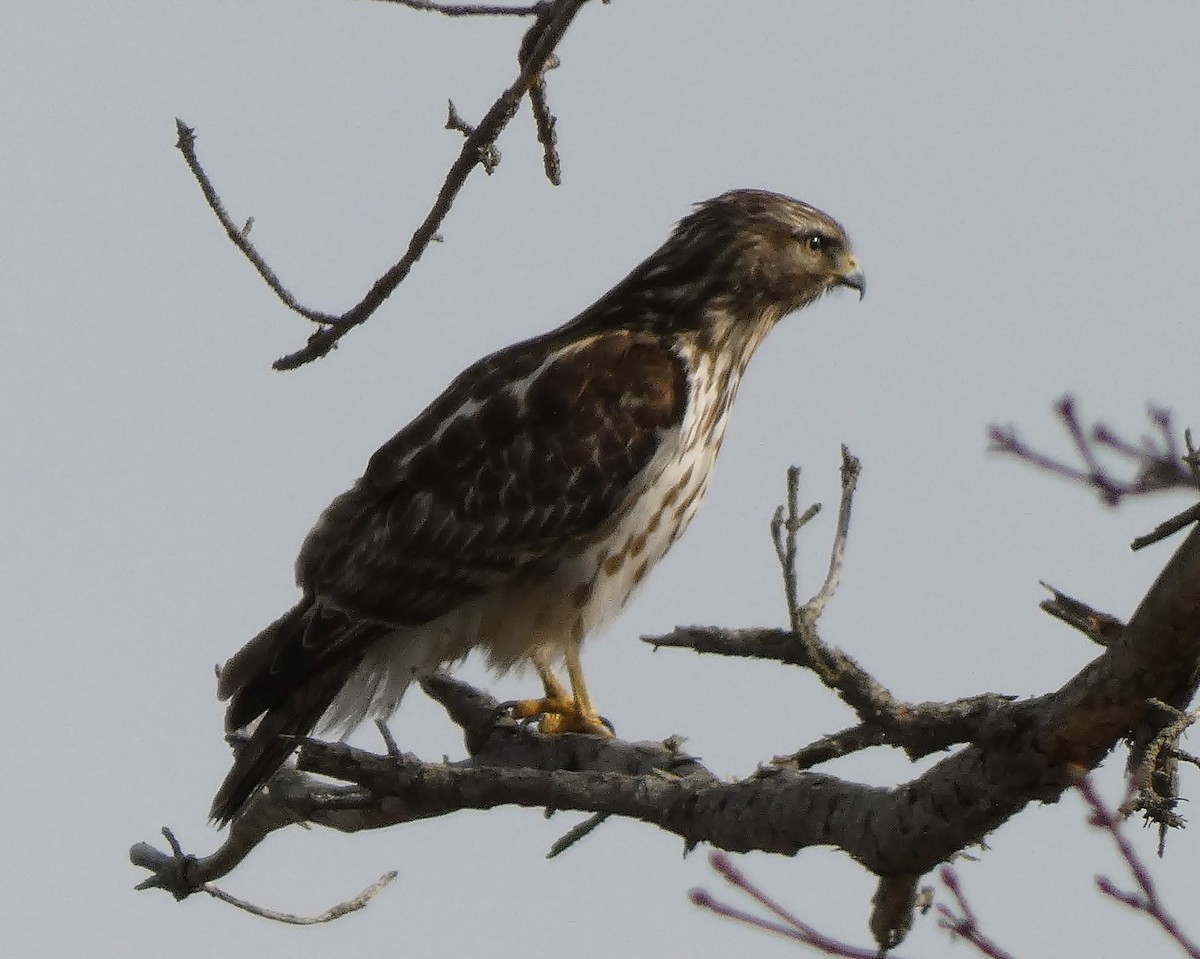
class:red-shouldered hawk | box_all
[211,189,864,824]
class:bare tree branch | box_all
[134,498,1200,947]
[130,824,396,924]
[1038,581,1125,647]
[988,406,1200,834]
[936,867,1016,959]
[989,398,1198,525]
[204,869,397,925]
[173,120,342,329]
[690,852,882,958]
[177,0,590,371]
[1082,776,1200,958]
[1133,503,1200,552]
[372,0,546,15]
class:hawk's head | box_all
[670,189,864,318]
[576,189,862,343]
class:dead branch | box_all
[1038,581,1125,646]
[176,0,589,371]
[130,823,396,922]
[1122,700,1199,847]
[377,0,545,15]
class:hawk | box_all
[211,189,863,824]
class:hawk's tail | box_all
[209,600,376,826]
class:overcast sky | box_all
[5,2,1200,956]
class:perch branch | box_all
[134,523,1200,908]
[134,447,1200,950]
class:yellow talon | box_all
[509,695,613,736]
[510,648,614,736]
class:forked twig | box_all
[1080,776,1200,958]
[990,399,1197,549]
[690,852,882,958]
[178,0,590,371]
[935,867,1015,959]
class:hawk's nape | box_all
[209,189,864,825]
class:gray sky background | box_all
[5,2,1200,956]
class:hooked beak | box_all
[836,256,865,300]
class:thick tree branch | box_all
[994,404,1200,839]
[134,427,1200,949]
[134,526,1200,901]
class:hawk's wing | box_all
[211,329,685,823]
[302,327,687,622]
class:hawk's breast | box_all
[324,328,759,723]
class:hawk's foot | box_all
[506,696,614,737]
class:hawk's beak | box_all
[836,257,865,300]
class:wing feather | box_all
[297,329,687,624]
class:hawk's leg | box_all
[508,648,612,737]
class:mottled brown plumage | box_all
[211,189,863,825]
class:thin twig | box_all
[528,74,561,184]
[173,121,343,328]
[546,812,609,858]
[690,852,883,958]
[1132,503,1200,551]
[178,1,591,371]
[772,723,887,770]
[375,718,401,758]
[770,465,819,633]
[445,100,500,172]
[1059,395,1113,499]
[515,13,563,183]
[372,0,545,15]
[1080,776,1200,958]
[936,867,1016,959]
[805,446,860,620]
[203,870,397,925]
[990,398,1196,520]
[274,0,588,369]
